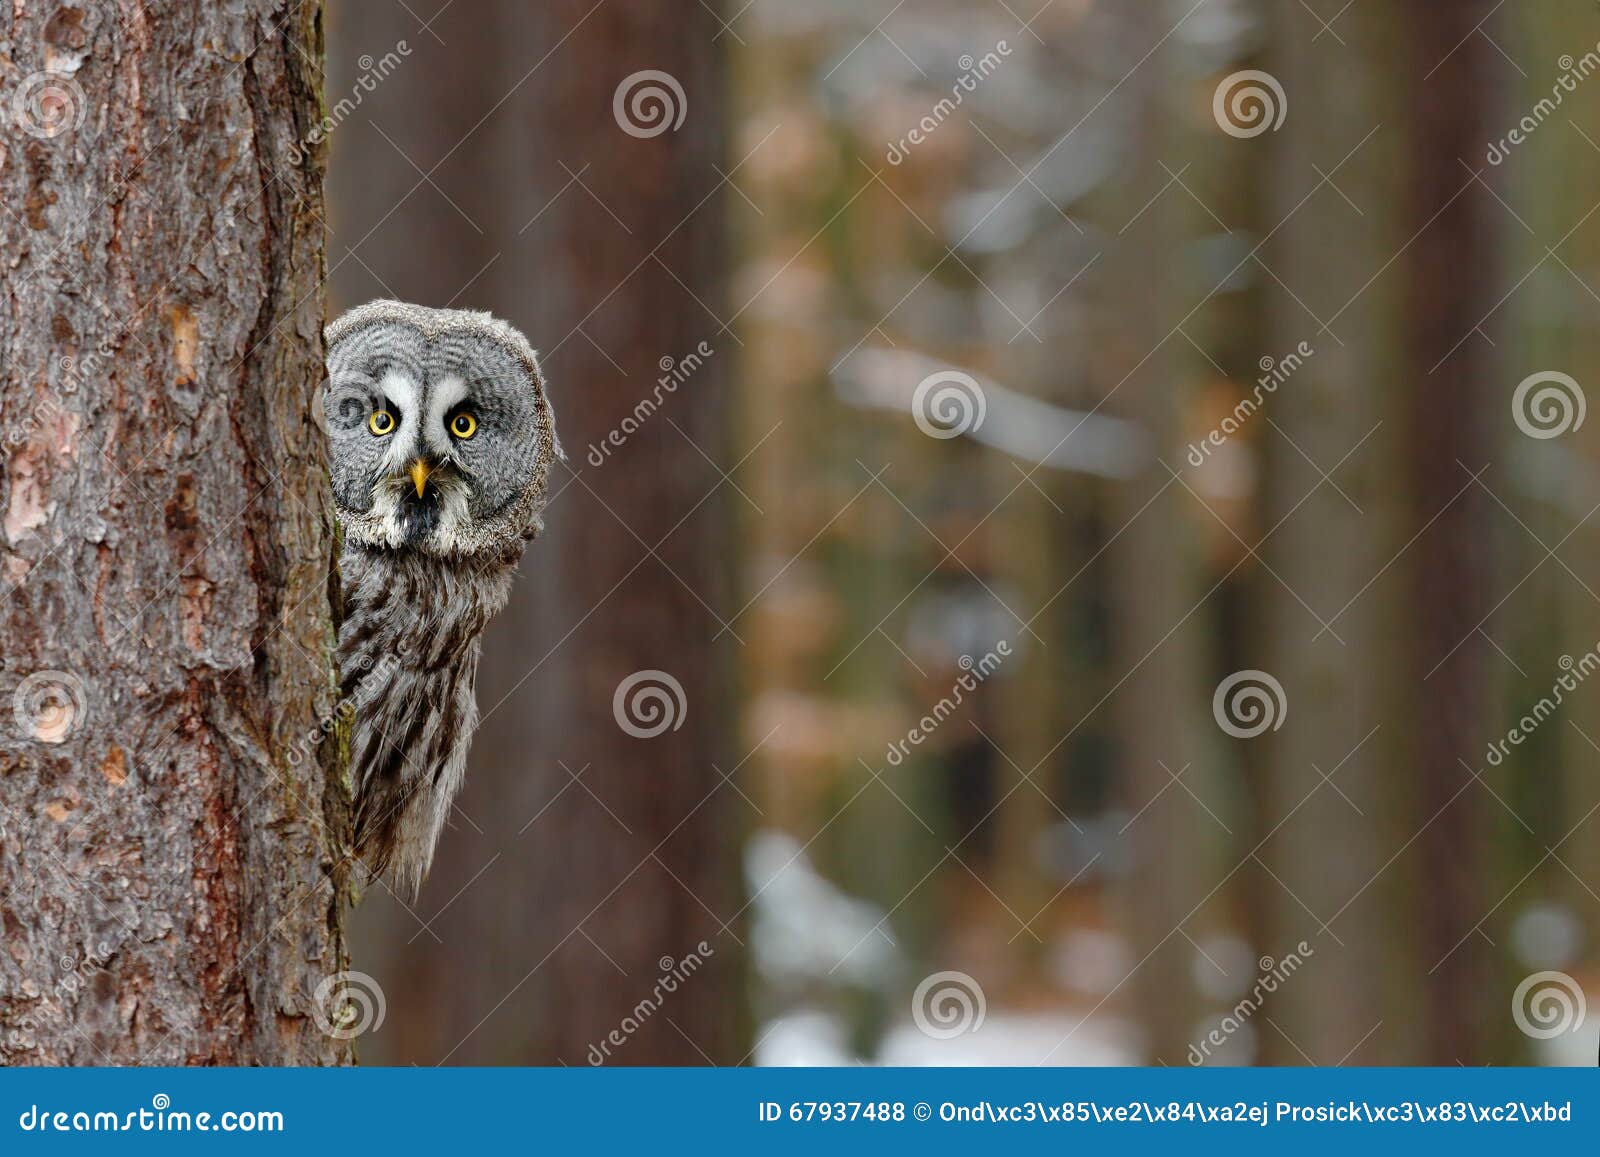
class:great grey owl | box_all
[323,300,561,896]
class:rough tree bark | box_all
[0,0,348,1064]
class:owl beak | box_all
[407,458,434,498]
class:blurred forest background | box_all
[326,0,1600,1066]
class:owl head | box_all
[324,301,562,559]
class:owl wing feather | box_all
[339,546,499,898]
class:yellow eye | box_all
[450,412,478,439]
[368,410,396,436]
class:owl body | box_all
[324,301,560,896]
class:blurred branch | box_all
[832,347,1151,479]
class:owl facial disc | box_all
[323,300,561,559]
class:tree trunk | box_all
[1401,0,1501,1064]
[0,0,347,1065]
[1254,0,1402,1064]
[484,0,739,1067]
[1103,9,1209,1064]
[330,0,740,1064]
[326,0,524,1065]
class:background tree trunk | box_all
[1103,8,1209,1064]
[326,0,525,1065]
[1401,0,1502,1065]
[466,0,742,1066]
[0,0,347,1065]
[1254,0,1403,1064]
[332,0,742,1064]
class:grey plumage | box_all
[324,300,560,896]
